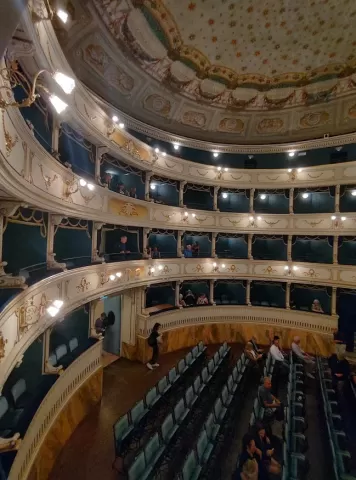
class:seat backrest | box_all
[168,367,177,384]
[128,451,146,480]
[214,398,222,418]
[196,430,208,461]
[223,341,227,351]
[208,359,214,374]
[201,367,208,383]
[253,398,259,416]
[55,344,68,361]
[48,353,57,367]
[227,375,234,393]
[11,378,26,403]
[69,337,79,352]
[158,376,168,394]
[144,432,160,464]
[0,397,8,419]
[204,412,214,435]
[192,346,198,358]
[193,376,201,394]
[213,352,220,365]
[161,414,174,441]
[198,341,204,352]
[182,451,197,480]
[236,359,242,372]
[241,352,246,363]
[114,414,130,443]
[174,398,185,421]
[177,359,186,374]
[232,366,238,382]
[185,386,194,407]
[185,352,193,365]
[145,386,157,408]
[131,400,144,424]
[221,386,228,404]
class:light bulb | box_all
[158,265,163,271]
[297,168,302,173]
[302,193,309,199]
[184,211,188,216]
[352,190,356,197]
[257,216,261,220]
[284,266,289,271]
[288,168,292,173]
[221,263,226,268]
[150,267,155,273]
[53,300,63,309]
[150,184,156,190]
[217,167,222,171]
[222,192,228,199]
[109,275,115,281]
[224,168,228,172]
[331,215,336,220]
[293,266,298,271]
[162,152,166,157]
[56,9,68,23]
[288,151,295,157]
[213,262,217,267]
[341,216,346,221]
[49,95,68,114]
[87,183,95,191]
[213,152,219,158]
[173,144,179,150]
[112,115,118,123]
[47,306,59,317]
[53,72,75,94]
[155,148,160,153]
[249,216,254,221]
[192,213,196,218]
[260,194,266,200]
[118,123,125,129]
[116,272,122,277]
[79,178,87,187]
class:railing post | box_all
[335,185,340,213]
[91,222,105,263]
[47,214,67,270]
[51,115,60,155]
[179,181,186,208]
[289,188,294,214]
[213,186,219,211]
[143,228,151,258]
[209,279,215,305]
[333,235,338,265]
[95,146,109,185]
[211,232,217,258]
[246,280,251,306]
[248,234,253,260]
[331,286,337,315]
[175,280,182,308]
[177,230,184,257]
[145,171,153,201]
[249,188,255,214]
[287,235,292,262]
[286,282,291,310]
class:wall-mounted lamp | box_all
[222,192,228,199]
[331,215,346,227]
[249,216,261,227]
[260,194,267,200]
[302,192,309,199]
[150,183,156,190]
[351,190,356,197]
[288,151,296,157]
[47,299,64,317]
[192,213,196,218]
[284,265,298,276]
[213,152,219,158]
[57,8,69,23]
[173,144,179,150]
[212,262,218,272]
[148,266,155,276]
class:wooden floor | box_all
[50,348,193,480]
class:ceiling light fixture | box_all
[56,8,68,23]
[49,94,68,114]
[118,122,125,129]
[53,72,75,94]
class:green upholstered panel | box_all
[252,237,287,261]
[150,183,179,206]
[218,192,249,213]
[251,281,286,308]
[50,307,89,352]
[214,281,246,304]
[338,238,356,265]
[183,234,211,257]
[148,233,177,258]
[254,192,289,214]
[3,219,47,274]
[216,236,248,259]
[184,188,213,210]
[105,227,142,254]
[145,284,175,307]
[340,187,356,213]
[103,162,145,199]
[291,285,331,314]
[13,86,53,153]
[292,237,333,264]
[54,226,91,261]
[58,124,95,178]
[294,191,334,214]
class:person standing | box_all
[147,323,162,370]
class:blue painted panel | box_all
[58,124,95,178]
[146,285,175,307]
[150,183,179,206]
[218,192,249,213]
[338,238,356,265]
[103,161,145,199]
[251,282,286,308]
[181,282,209,299]
[50,308,89,352]
[216,236,248,259]
[184,189,213,210]
[214,281,246,305]
[54,227,91,263]
[105,227,142,261]
[340,188,356,212]
[294,191,334,213]
[254,192,289,214]
[252,237,287,261]
[291,285,331,314]
[148,234,177,258]
[292,237,333,264]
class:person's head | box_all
[179,294,183,300]
[273,335,280,346]
[246,342,253,351]
[119,183,124,190]
[255,422,266,438]
[293,336,300,345]
[263,376,272,390]
[120,235,127,244]
[186,289,193,295]
[153,246,158,252]
[152,323,161,332]
[313,299,320,306]
[100,312,106,320]
[242,459,258,477]
[131,187,136,193]
[242,434,256,454]
[337,352,346,361]
[186,244,192,251]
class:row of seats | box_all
[113,342,207,465]
[128,343,231,479]
[317,357,356,480]
[180,351,250,479]
[49,336,81,369]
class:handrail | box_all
[9,340,102,480]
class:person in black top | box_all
[146,323,162,370]
[332,353,350,390]
[235,434,267,480]
[253,422,281,476]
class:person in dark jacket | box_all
[147,323,162,370]
[253,422,281,476]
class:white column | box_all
[335,185,340,213]
[179,181,187,208]
[333,235,338,265]
[143,228,151,258]
[177,230,184,257]
[287,235,292,262]
[175,281,182,308]
[209,279,215,305]
[331,286,337,316]
[248,234,253,260]
[249,188,255,214]
[246,280,251,306]
[91,222,105,263]
[211,232,217,258]
[286,283,291,310]
[289,188,294,214]
[213,186,220,211]
[51,116,60,154]
[47,214,67,270]
[145,172,153,201]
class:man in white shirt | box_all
[269,336,289,370]
[291,336,315,379]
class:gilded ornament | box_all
[76,277,91,293]
[194,264,204,273]
[39,164,58,190]
[0,333,7,360]
[263,266,277,274]
[118,202,138,217]
[121,140,141,159]
[304,268,319,278]
[2,112,18,156]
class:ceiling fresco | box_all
[55,0,356,145]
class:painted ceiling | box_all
[55,0,356,145]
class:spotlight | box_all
[302,193,309,199]
[79,178,87,187]
[260,194,266,200]
[112,115,118,123]
[288,151,296,157]
[118,123,125,129]
[57,9,69,23]
[49,95,68,114]
[213,152,219,158]
[87,183,95,191]
[173,144,179,150]
[109,274,115,281]
[116,272,122,278]
[222,192,228,199]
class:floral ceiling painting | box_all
[58,0,356,144]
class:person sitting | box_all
[184,289,195,306]
[253,422,281,476]
[183,244,193,258]
[291,336,315,379]
[250,336,266,359]
[129,187,137,198]
[235,434,264,480]
[311,299,324,313]
[192,241,200,258]
[196,293,209,305]
[332,353,350,391]
[179,294,186,307]
[151,246,161,259]
[117,183,126,195]
[118,235,130,255]
[269,336,289,371]
[258,377,284,422]
[95,312,107,335]
[245,342,263,364]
